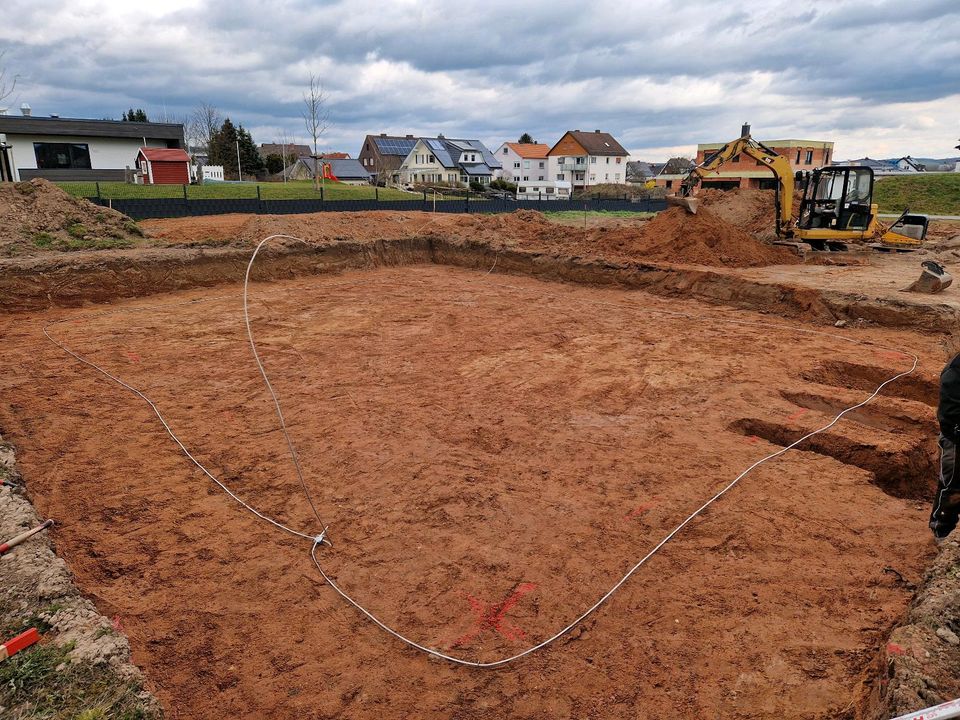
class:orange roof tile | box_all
[506,143,550,159]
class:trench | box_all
[729,417,937,500]
[800,359,939,407]
[1,238,959,337]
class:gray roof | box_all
[419,137,500,174]
[297,156,370,179]
[0,114,184,141]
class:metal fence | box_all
[89,194,667,220]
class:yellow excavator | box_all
[667,124,929,252]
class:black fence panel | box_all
[91,196,667,220]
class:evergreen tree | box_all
[122,108,148,122]
[518,132,535,144]
[236,125,266,177]
[208,117,239,177]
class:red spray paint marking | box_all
[452,582,537,648]
[886,642,906,656]
[125,351,141,363]
[876,350,905,362]
[625,502,656,520]
[112,616,124,633]
[744,435,760,445]
[786,408,809,424]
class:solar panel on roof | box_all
[426,138,446,151]
[374,137,417,155]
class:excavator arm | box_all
[670,132,795,237]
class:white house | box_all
[546,130,631,190]
[0,107,186,181]
[397,136,500,186]
[492,142,550,183]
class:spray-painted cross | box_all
[452,582,537,648]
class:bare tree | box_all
[190,102,222,154]
[0,51,19,106]
[302,74,330,191]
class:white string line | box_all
[44,237,922,670]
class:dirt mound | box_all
[0,179,144,255]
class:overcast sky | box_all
[2,0,959,161]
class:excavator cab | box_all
[796,165,927,249]
[797,166,874,233]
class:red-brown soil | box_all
[140,206,798,268]
[0,265,941,719]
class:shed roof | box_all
[138,147,190,162]
[297,156,371,179]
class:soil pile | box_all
[0,179,144,254]
[577,206,800,267]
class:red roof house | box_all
[136,147,191,184]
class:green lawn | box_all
[57,180,417,202]
[874,173,960,215]
[544,210,656,223]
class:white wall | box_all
[548,153,630,186]
[493,143,548,183]
[398,140,460,184]
[6,133,170,179]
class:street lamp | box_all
[236,139,242,182]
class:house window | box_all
[796,149,802,164]
[519,186,526,193]
[591,156,597,164]
[514,162,520,169]
[545,187,554,194]
[523,160,530,168]
[538,175,544,180]
[538,161,544,168]
[616,157,622,164]
[523,176,529,181]
[503,147,508,154]
[824,149,830,164]
[589,174,595,181]
[605,173,609,180]
[665,180,673,189]
[429,154,435,163]
[557,173,565,180]
[575,157,584,165]
[34,142,92,169]
[805,150,814,164]
[558,157,565,165]
[615,173,620,181]
[605,157,610,164]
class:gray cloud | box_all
[1,0,958,159]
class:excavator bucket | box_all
[666,194,700,214]
[903,260,953,294]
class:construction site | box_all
[1,176,960,720]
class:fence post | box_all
[256,184,262,214]
[375,186,379,205]
[465,190,469,213]
[182,183,188,214]
[95,182,101,201]
[538,191,542,209]
[423,189,427,210]
[320,185,324,208]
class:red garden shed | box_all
[136,147,191,184]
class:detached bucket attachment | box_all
[666,194,700,214]
[903,260,952,294]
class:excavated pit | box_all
[729,417,936,500]
[801,360,940,407]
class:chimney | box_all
[405,134,413,138]
[20,103,32,117]
[50,113,59,118]
[741,122,751,138]
[594,129,600,133]
[380,133,387,137]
